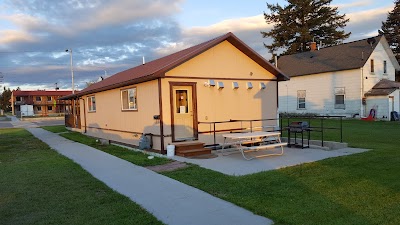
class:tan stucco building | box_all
[63,32,289,152]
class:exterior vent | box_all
[260,82,266,89]
[247,82,253,89]
[232,82,239,89]
[217,82,224,89]
[209,79,216,87]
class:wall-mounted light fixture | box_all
[232,82,239,89]
[260,82,266,89]
[217,81,224,89]
[247,82,253,89]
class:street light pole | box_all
[65,49,74,94]
[66,49,76,127]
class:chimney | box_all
[142,56,145,65]
[310,42,317,51]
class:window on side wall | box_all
[334,87,345,109]
[121,88,137,110]
[47,96,52,101]
[384,60,387,74]
[370,59,375,73]
[88,96,96,112]
[297,90,306,109]
[36,96,42,101]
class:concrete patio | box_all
[172,146,368,176]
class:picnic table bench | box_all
[221,131,287,160]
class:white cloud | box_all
[334,0,374,10]
[347,7,390,24]
[78,0,183,31]
[0,29,37,44]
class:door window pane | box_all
[176,90,188,113]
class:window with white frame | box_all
[334,87,345,109]
[37,106,42,111]
[47,96,52,101]
[297,90,306,109]
[88,96,96,112]
[121,88,137,110]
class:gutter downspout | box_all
[82,98,87,133]
[361,67,365,117]
[158,78,165,154]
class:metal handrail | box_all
[198,115,344,147]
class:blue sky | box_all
[0,0,396,91]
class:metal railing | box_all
[279,115,344,146]
[198,115,344,147]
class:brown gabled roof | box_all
[71,32,288,98]
[365,79,400,96]
[278,36,383,77]
[12,90,73,96]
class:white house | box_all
[278,35,400,120]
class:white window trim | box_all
[334,87,346,109]
[88,96,96,112]
[297,90,306,110]
[121,87,137,111]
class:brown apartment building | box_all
[11,90,73,116]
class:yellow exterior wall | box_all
[79,40,279,150]
[161,78,278,147]
[166,40,276,80]
[80,80,163,150]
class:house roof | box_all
[12,90,73,97]
[278,36,384,77]
[364,79,400,96]
[67,32,288,99]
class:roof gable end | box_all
[76,32,288,97]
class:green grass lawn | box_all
[41,125,68,133]
[0,128,163,225]
[162,119,400,225]
[59,132,171,167]
[42,120,400,225]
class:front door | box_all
[171,84,197,141]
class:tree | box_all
[262,0,351,56]
[0,88,12,112]
[380,0,400,62]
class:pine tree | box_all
[0,88,12,112]
[380,0,400,62]
[262,0,351,56]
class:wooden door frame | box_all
[169,82,198,142]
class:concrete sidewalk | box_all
[27,128,273,225]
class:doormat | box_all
[146,161,188,172]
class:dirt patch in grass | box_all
[146,161,188,172]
